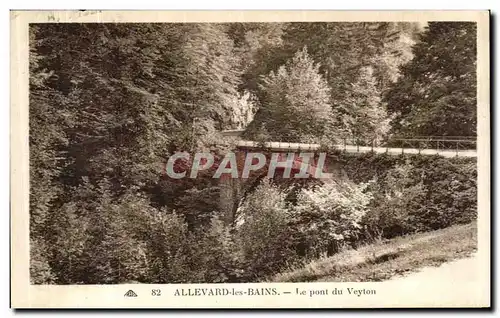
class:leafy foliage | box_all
[334,153,478,239]
[28,22,477,284]
[363,163,428,238]
[341,67,391,143]
[385,22,477,136]
[291,179,373,258]
[245,48,336,142]
[235,179,298,278]
[30,238,56,284]
[190,216,242,282]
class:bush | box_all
[138,208,192,283]
[363,163,427,239]
[176,186,221,230]
[410,157,477,230]
[44,181,192,284]
[290,179,373,258]
[190,216,243,283]
[363,158,477,239]
[34,151,476,284]
[235,178,297,279]
[30,238,56,284]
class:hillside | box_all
[271,222,477,282]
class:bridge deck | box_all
[235,140,477,158]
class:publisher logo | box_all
[124,290,138,297]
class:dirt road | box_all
[389,253,479,283]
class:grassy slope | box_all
[271,222,477,282]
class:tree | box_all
[242,22,419,142]
[227,22,285,93]
[28,21,477,284]
[281,23,418,113]
[29,25,72,283]
[342,67,391,144]
[29,23,243,283]
[384,22,477,137]
[235,178,297,278]
[245,47,336,142]
[369,22,422,93]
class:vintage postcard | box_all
[10,10,490,308]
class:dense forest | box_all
[30,22,477,284]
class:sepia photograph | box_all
[10,10,490,308]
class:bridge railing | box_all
[220,130,477,156]
[341,136,477,151]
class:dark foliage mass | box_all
[384,22,477,137]
[29,22,477,284]
[335,153,477,238]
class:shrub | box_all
[410,157,477,230]
[235,178,297,279]
[363,158,477,239]
[44,181,193,284]
[363,163,427,239]
[190,215,243,283]
[176,186,221,230]
[291,179,373,258]
[138,208,192,283]
[35,150,477,284]
[45,183,154,284]
[334,152,399,183]
[30,238,56,284]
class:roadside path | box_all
[389,253,479,283]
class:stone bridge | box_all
[218,130,477,225]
